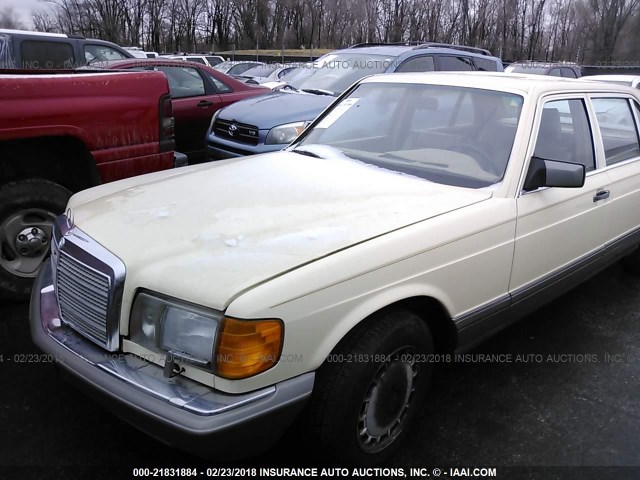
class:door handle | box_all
[593,190,610,202]
[197,100,214,107]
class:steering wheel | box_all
[451,142,500,176]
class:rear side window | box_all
[534,99,595,171]
[561,68,578,78]
[20,40,75,69]
[396,56,435,73]
[548,68,562,77]
[186,57,206,64]
[436,56,474,71]
[473,57,499,71]
[592,98,640,165]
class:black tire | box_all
[309,308,434,465]
[0,179,72,301]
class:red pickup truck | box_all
[0,69,180,300]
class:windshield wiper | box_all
[300,88,335,96]
[292,148,322,158]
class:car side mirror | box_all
[523,156,585,191]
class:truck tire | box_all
[0,179,72,301]
[309,308,434,465]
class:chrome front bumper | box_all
[30,262,314,459]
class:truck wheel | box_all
[0,179,71,301]
[310,308,434,465]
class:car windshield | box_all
[296,82,524,188]
[214,61,234,71]
[240,65,280,77]
[227,62,262,75]
[288,53,397,95]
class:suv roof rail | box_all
[348,41,424,49]
[415,43,492,56]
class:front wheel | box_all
[310,308,434,465]
[0,179,72,301]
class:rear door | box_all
[589,95,640,248]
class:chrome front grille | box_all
[51,215,125,352]
[57,252,110,346]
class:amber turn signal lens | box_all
[215,317,284,379]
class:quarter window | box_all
[534,99,595,171]
[592,98,640,165]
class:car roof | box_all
[328,44,499,60]
[0,28,70,38]
[106,58,208,68]
[584,74,640,86]
[360,71,640,95]
[508,61,579,68]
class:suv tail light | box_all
[159,94,175,152]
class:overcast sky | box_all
[3,0,43,29]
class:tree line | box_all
[1,0,639,63]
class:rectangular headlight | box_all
[130,291,284,379]
[130,291,223,368]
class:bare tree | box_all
[0,6,26,29]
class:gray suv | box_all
[206,43,503,160]
[0,28,133,69]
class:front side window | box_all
[592,98,640,165]
[156,66,206,98]
[21,40,75,69]
[298,83,524,188]
[84,44,128,64]
[533,99,595,171]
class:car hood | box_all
[216,91,334,128]
[69,150,492,311]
